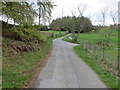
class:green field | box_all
[40,31,67,38]
[77,31,118,70]
[77,31,118,48]
[63,30,118,70]
[40,31,65,34]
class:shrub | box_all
[10,26,46,43]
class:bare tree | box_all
[58,8,65,36]
[77,3,87,17]
[100,7,108,26]
[70,8,76,40]
[76,3,87,41]
[118,1,120,24]
[110,8,117,25]
[61,8,64,18]
[77,3,87,31]
[70,7,84,41]
[71,8,76,30]
[71,8,76,17]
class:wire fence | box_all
[80,41,119,76]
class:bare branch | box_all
[71,8,76,17]
[98,7,108,26]
[110,8,117,25]
[77,3,87,17]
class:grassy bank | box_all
[3,38,53,88]
[62,35,80,44]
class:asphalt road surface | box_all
[32,35,107,88]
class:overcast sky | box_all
[51,0,119,26]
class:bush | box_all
[10,27,46,43]
[97,27,112,47]
[40,26,48,31]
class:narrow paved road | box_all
[32,35,107,88]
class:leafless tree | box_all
[58,8,65,18]
[76,3,87,40]
[110,8,117,25]
[77,3,87,17]
[71,7,83,41]
[70,8,76,40]
[61,8,64,18]
[118,1,120,24]
[71,7,76,17]
[100,7,108,26]
[57,8,65,36]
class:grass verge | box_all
[74,46,118,88]
[62,35,80,44]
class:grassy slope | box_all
[63,31,118,88]
[3,38,53,88]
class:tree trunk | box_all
[39,7,41,30]
[7,17,10,28]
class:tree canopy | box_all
[2,2,37,25]
[1,1,55,42]
[1,0,55,26]
[50,16,93,33]
[37,0,55,25]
